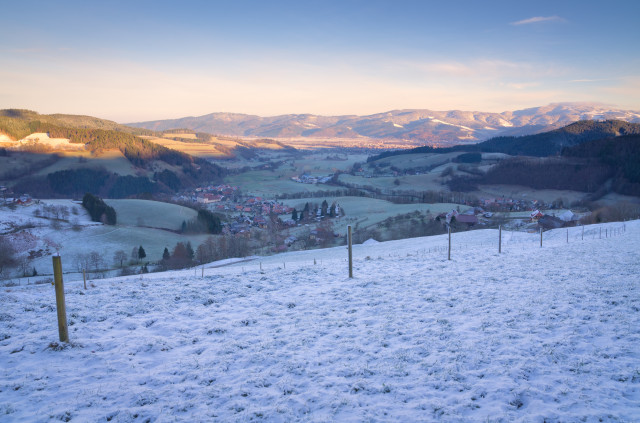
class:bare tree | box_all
[131,247,139,264]
[19,258,31,277]
[113,250,128,268]
[73,253,90,273]
[89,251,103,274]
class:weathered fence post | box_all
[566,229,569,243]
[448,226,451,260]
[581,225,584,241]
[52,255,69,343]
[540,228,543,248]
[82,268,87,290]
[498,225,502,254]
[348,225,353,278]
[201,265,204,278]
[600,227,602,239]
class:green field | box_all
[338,173,447,192]
[370,152,460,170]
[282,196,468,230]
[33,151,138,177]
[292,153,369,174]
[104,199,198,230]
[225,170,335,197]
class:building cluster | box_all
[290,174,333,184]
[0,187,33,206]
[478,197,551,212]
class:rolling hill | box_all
[0,110,226,198]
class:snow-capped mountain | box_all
[128,102,640,147]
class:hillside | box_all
[369,120,640,162]
[444,132,640,197]
[0,109,153,140]
[128,103,640,147]
[0,110,227,198]
[459,120,640,157]
[1,221,638,421]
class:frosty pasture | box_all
[1,222,639,422]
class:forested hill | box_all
[459,120,640,157]
[368,120,640,161]
[563,133,640,196]
[0,110,226,198]
[0,109,154,138]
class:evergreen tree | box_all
[138,246,146,261]
[162,247,170,261]
[292,208,298,221]
[186,241,194,260]
[321,200,328,216]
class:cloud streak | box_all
[510,16,565,26]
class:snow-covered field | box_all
[1,222,639,422]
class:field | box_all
[1,221,637,421]
[141,136,230,158]
[104,199,198,230]
[338,172,448,192]
[33,150,138,177]
[225,170,334,197]
[282,197,467,230]
[0,200,208,277]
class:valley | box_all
[1,108,640,285]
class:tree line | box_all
[82,193,117,225]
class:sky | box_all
[1,0,639,122]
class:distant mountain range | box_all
[128,103,640,147]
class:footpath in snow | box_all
[1,221,639,422]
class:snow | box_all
[1,221,639,422]
[393,123,404,128]
[13,133,85,150]
[429,118,474,132]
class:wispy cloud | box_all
[510,16,566,26]
[569,78,611,83]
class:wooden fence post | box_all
[348,225,353,278]
[82,268,87,290]
[448,226,451,260]
[498,225,502,254]
[52,256,69,343]
[540,228,543,248]
[581,225,584,241]
[566,228,569,243]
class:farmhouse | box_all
[530,210,544,221]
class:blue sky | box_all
[1,0,639,122]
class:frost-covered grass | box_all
[1,222,639,422]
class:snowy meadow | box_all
[1,222,639,422]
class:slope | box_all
[1,221,638,421]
